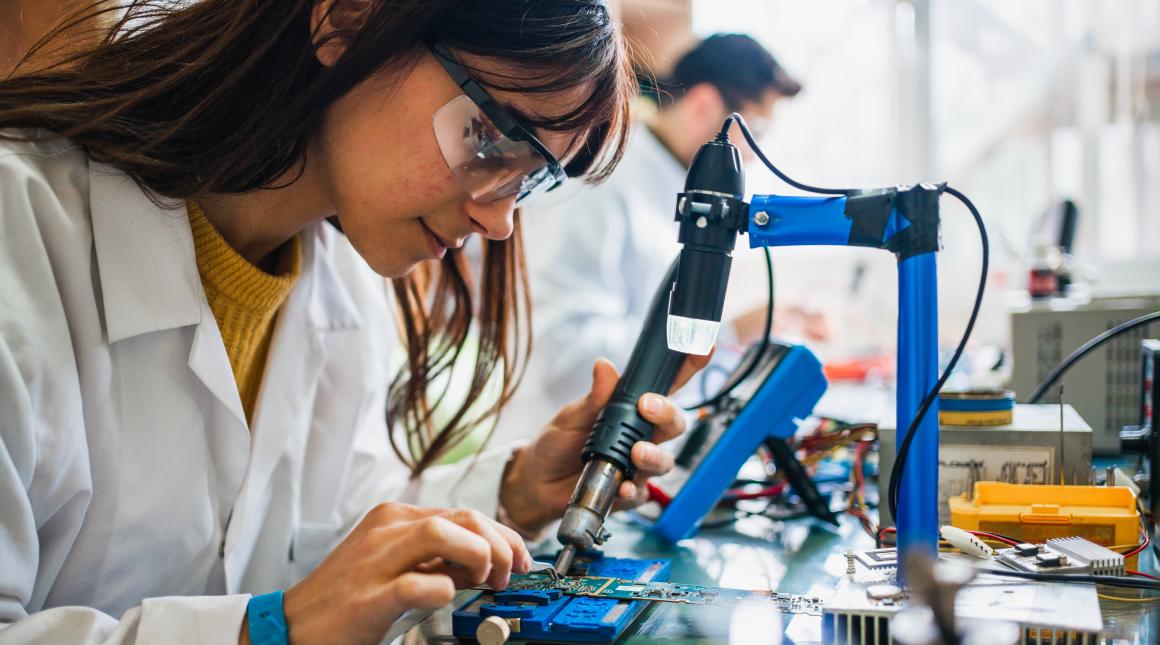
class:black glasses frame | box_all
[427,42,567,190]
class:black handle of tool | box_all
[581,259,687,478]
[764,437,840,526]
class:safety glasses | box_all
[428,42,567,206]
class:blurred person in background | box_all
[505,33,824,441]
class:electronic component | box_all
[878,404,1093,526]
[853,548,899,572]
[823,563,1103,645]
[1013,543,1040,557]
[864,584,905,602]
[500,575,824,615]
[939,525,993,558]
[996,536,1125,576]
[1010,294,1160,452]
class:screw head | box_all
[754,211,770,226]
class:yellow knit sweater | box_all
[186,201,301,422]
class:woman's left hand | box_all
[499,354,708,532]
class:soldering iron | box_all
[555,114,990,580]
[554,123,750,576]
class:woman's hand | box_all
[261,502,531,645]
[500,354,708,532]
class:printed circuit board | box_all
[503,573,824,615]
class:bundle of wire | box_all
[846,435,877,537]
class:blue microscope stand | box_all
[746,188,942,565]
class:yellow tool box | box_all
[949,481,1142,567]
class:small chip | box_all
[1014,543,1039,557]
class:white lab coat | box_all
[500,127,686,445]
[0,135,515,643]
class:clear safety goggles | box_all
[429,43,567,206]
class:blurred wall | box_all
[1,0,109,74]
[616,0,696,78]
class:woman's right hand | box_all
[272,502,532,644]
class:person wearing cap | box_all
[507,34,812,435]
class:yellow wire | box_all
[1098,593,1160,603]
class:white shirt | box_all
[0,135,514,643]
[500,127,687,444]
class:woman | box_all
[0,1,701,643]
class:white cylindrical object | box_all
[476,616,511,645]
[939,525,993,558]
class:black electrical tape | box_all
[845,191,895,248]
[883,183,945,260]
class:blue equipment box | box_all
[452,555,670,643]
[652,343,827,542]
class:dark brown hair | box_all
[0,0,634,474]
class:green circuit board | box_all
[502,574,824,616]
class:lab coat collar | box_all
[90,162,363,343]
[89,162,203,344]
[303,223,363,333]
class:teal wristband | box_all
[247,590,288,645]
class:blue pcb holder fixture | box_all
[744,186,943,563]
[452,556,671,643]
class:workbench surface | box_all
[387,511,1160,643]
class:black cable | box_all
[1026,310,1160,403]
[684,111,847,412]
[697,364,734,402]
[721,113,854,195]
[982,567,1160,591]
[684,247,774,411]
[887,186,989,519]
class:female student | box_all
[0,1,702,643]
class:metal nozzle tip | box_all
[554,544,577,577]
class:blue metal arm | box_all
[746,188,942,567]
[747,192,912,248]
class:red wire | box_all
[1128,570,1160,581]
[969,530,1019,546]
[721,483,787,501]
[649,480,789,508]
[875,527,1018,548]
[646,482,671,507]
[1123,526,1150,558]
